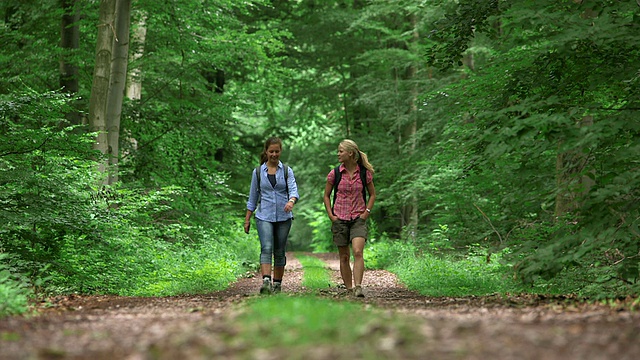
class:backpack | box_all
[332,164,367,208]
[255,164,289,199]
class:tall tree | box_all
[59,0,81,125]
[399,11,420,238]
[125,12,146,101]
[105,0,131,184]
[88,0,116,177]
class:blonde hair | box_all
[340,139,374,173]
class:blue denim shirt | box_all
[247,162,299,222]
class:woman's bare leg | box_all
[338,245,353,289]
[351,237,365,286]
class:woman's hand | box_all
[244,221,250,234]
[284,199,296,213]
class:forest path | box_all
[0,252,638,359]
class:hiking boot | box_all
[272,282,282,294]
[354,285,364,298]
[260,278,272,295]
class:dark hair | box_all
[260,137,282,164]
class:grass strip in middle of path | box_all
[232,295,423,357]
[295,253,333,290]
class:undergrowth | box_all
[365,240,525,297]
[365,239,640,299]
[0,254,32,317]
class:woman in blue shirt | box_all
[244,137,299,294]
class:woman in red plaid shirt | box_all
[323,139,376,297]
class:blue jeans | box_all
[255,218,291,267]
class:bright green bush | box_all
[390,251,519,297]
[366,241,527,297]
[0,254,32,318]
[364,237,416,270]
[303,204,335,253]
[48,217,259,297]
[132,230,258,297]
[39,183,259,296]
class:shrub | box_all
[0,254,32,317]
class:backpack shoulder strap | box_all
[359,164,367,204]
[283,164,289,197]
[331,166,341,207]
[255,165,261,190]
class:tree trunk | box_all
[400,13,419,240]
[105,0,131,184]
[126,13,147,101]
[554,115,595,218]
[88,0,116,178]
[59,0,81,125]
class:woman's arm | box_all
[245,168,259,233]
[362,180,376,219]
[284,166,299,213]
[323,181,336,221]
[244,210,253,234]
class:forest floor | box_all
[1,252,639,360]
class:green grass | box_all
[370,242,526,297]
[366,240,637,298]
[0,254,32,318]
[390,254,518,297]
[295,254,333,290]
[233,295,422,357]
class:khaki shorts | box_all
[331,217,368,247]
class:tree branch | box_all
[473,203,504,244]
[0,137,50,157]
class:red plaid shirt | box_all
[327,164,373,220]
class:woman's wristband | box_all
[288,198,297,204]
[365,208,371,213]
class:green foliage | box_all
[1,89,100,286]
[45,186,259,296]
[367,239,537,297]
[295,254,332,289]
[389,247,523,297]
[0,88,259,300]
[119,0,291,215]
[400,0,640,296]
[134,246,251,297]
[0,0,284,306]
[426,0,502,68]
[363,236,415,270]
[506,218,640,298]
[302,204,335,253]
[2,0,639,303]
[0,254,32,318]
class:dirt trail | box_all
[0,252,638,359]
